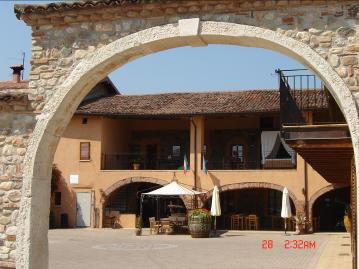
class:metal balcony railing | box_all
[276,68,329,126]
[205,151,296,170]
[101,153,183,170]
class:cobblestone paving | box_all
[49,229,332,269]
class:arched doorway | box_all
[104,182,186,228]
[312,186,350,232]
[18,21,359,268]
[205,184,296,230]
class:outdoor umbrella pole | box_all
[284,219,287,235]
[140,194,144,222]
[156,197,159,221]
[214,216,217,236]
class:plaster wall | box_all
[53,114,333,229]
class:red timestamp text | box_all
[262,240,316,250]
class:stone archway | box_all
[17,20,359,269]
[206,182,300,212]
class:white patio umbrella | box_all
[140,179,205,222]
[143,180,204,196]
[281,187,292,235]
[211,186,221,236]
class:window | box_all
[172,145,181,159]
[80,142,91,160]
[55,192,61,207]
[231,144,244,162]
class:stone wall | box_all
[27,3,359,104]
[0,90,36,268]
[0,1,358,268]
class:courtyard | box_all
[49,229,351,269]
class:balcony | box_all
[206,150,295,170]
[278,69,352,183]
[102,153,184,170]
[99,117,297,171]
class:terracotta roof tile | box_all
[14,1,144,18]
[76,90,328,117]
[0,81,29,90]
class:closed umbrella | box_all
[211,185,221,236]
[281,187,292,235]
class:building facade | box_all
[52,87,348,231]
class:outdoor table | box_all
[159,218,172,234]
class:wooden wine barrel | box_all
[188,215,211,238]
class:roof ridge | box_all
[118,89,279,97]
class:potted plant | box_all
[135,216,143,236]
[188,208,211,238]
[344,206,351,233]
[131,158,141,170]
[294,214,307,235]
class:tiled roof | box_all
[14,1,144,18]
[0,81,29,90]
[76,90,328,117]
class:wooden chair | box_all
[149,217,161,234]
[247,215,259,230]
[104,216,116,228]
[231,214,244,230]
[160,220,172,234]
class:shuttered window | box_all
[80,142,90,160]
[55,192,61,206]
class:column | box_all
[190,116,205,184]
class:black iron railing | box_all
[206,153,296,170]
[102,152,297,171]
[101,153,183,170]
[206,159,259,170]
[276,69,329,126]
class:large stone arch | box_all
[205,182,300,212]
[17,20,359,269]
[308,184,350,225]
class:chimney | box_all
[10,65,24,83]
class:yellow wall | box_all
[53,114,335,228]
[53,115,102,227]
[102,118,130,154]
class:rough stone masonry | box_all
[0,0,357,268]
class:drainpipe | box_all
[304,160,309,231]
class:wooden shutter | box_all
[80,142,90,160]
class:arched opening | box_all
[205,185,296,230]
[312,187,350,232]
[104,181,186,228]
[18,21,359,269]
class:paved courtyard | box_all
[49,229,351,269]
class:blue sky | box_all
[0,1,307,95]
